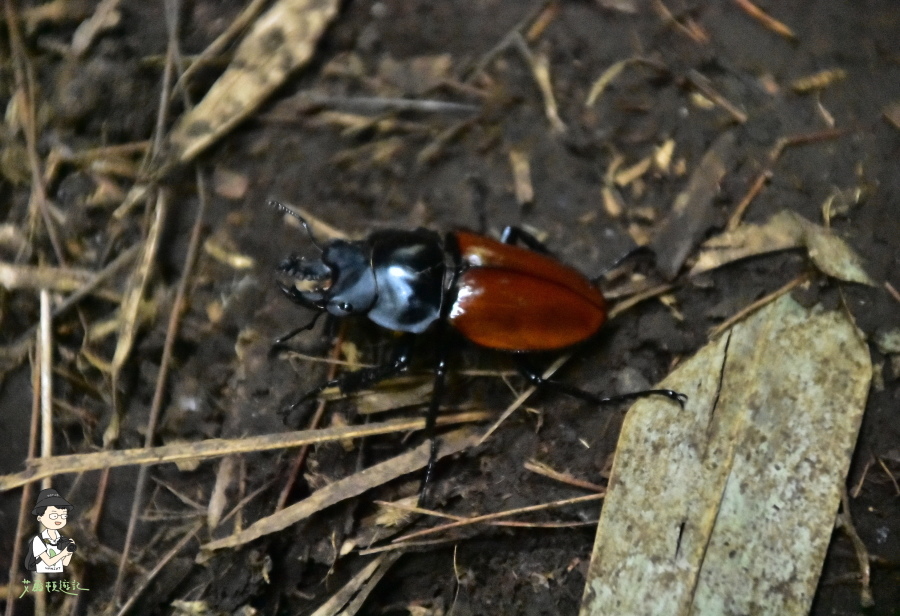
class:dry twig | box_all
[836,486,874,607]
[732,0,795,40]
[390,493,604,545]
[0,414,490,492]
[200,429,484,554]
[114,522,203,616]
[523,460,606,492]
[113,173,208,599]
[709,274,808,338]
[276,323,347,512]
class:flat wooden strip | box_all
[0,413,489,491]
[200,428,481,554]
[580,295,871,616]
[650,131,736,279]
[167,0,340,163]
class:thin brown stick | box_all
[114,522,202,616]
[39,290,53,489]
[726,170,771,231]
[709,274,808,338]
[276,321,347,512]
[850,457,874,498]
[200,429,484,553]
[4,0,65,265]
[523,460,606,493]
[172,0,270,98]
[728,128,850,228]
[70,0,122,55]
[463,0,550,83]
[113,170,207,600]
[3,349,42,616]
[511,33,566,132]
[289,93,479,115]
[774,127,851,157]
[837,486,874,607]
[685,69,747,124]
[884,281,900,305]
[876,457,900,496]
[0,413,492,492]
[464,1,552,82]
[375,499,600,531]
[390,493,604,544]
[652,0,709,43]
[0,263,100,292]
[364,523,601,558]
[732,0,795,40]
[106,190,166,448]
[357,537,468,556]
[149,0,179,164]
[608,283,674,319]
[309,553,395,616]
[88,467,111,539]
[219,478,279,528]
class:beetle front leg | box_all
[418,320,449,508]
[282,334,416,422]
[514,357,687,408]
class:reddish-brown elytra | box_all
[449,230,607,351]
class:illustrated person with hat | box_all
[28,489,76,573]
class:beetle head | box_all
[279,240,377,318]
[273,200,377,318]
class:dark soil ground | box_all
[0,1,899,615]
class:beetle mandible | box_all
[270,201,686,504]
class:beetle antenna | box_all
[269,200,324,252]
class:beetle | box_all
[270,201,685,503]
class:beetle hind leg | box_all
[500,226,551,253]
[514,357,686,408]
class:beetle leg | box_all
[468,175,489,235]
[278,281,309,305]
[417,260,463,507]
[274,310,324,345]
[418,320,449,508]
[514,357,687,408]
[592,245,659,282]
[282,334,416,419]
[500,226,551,253]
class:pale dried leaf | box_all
[168,0,341,163]
[208,455,237,529]
[580,295,871,615]
[691,210,875,285]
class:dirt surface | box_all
[0,1,898,615]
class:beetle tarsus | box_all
[274,311,323,345]
[515,358,687,408]
[500,225,551,253]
